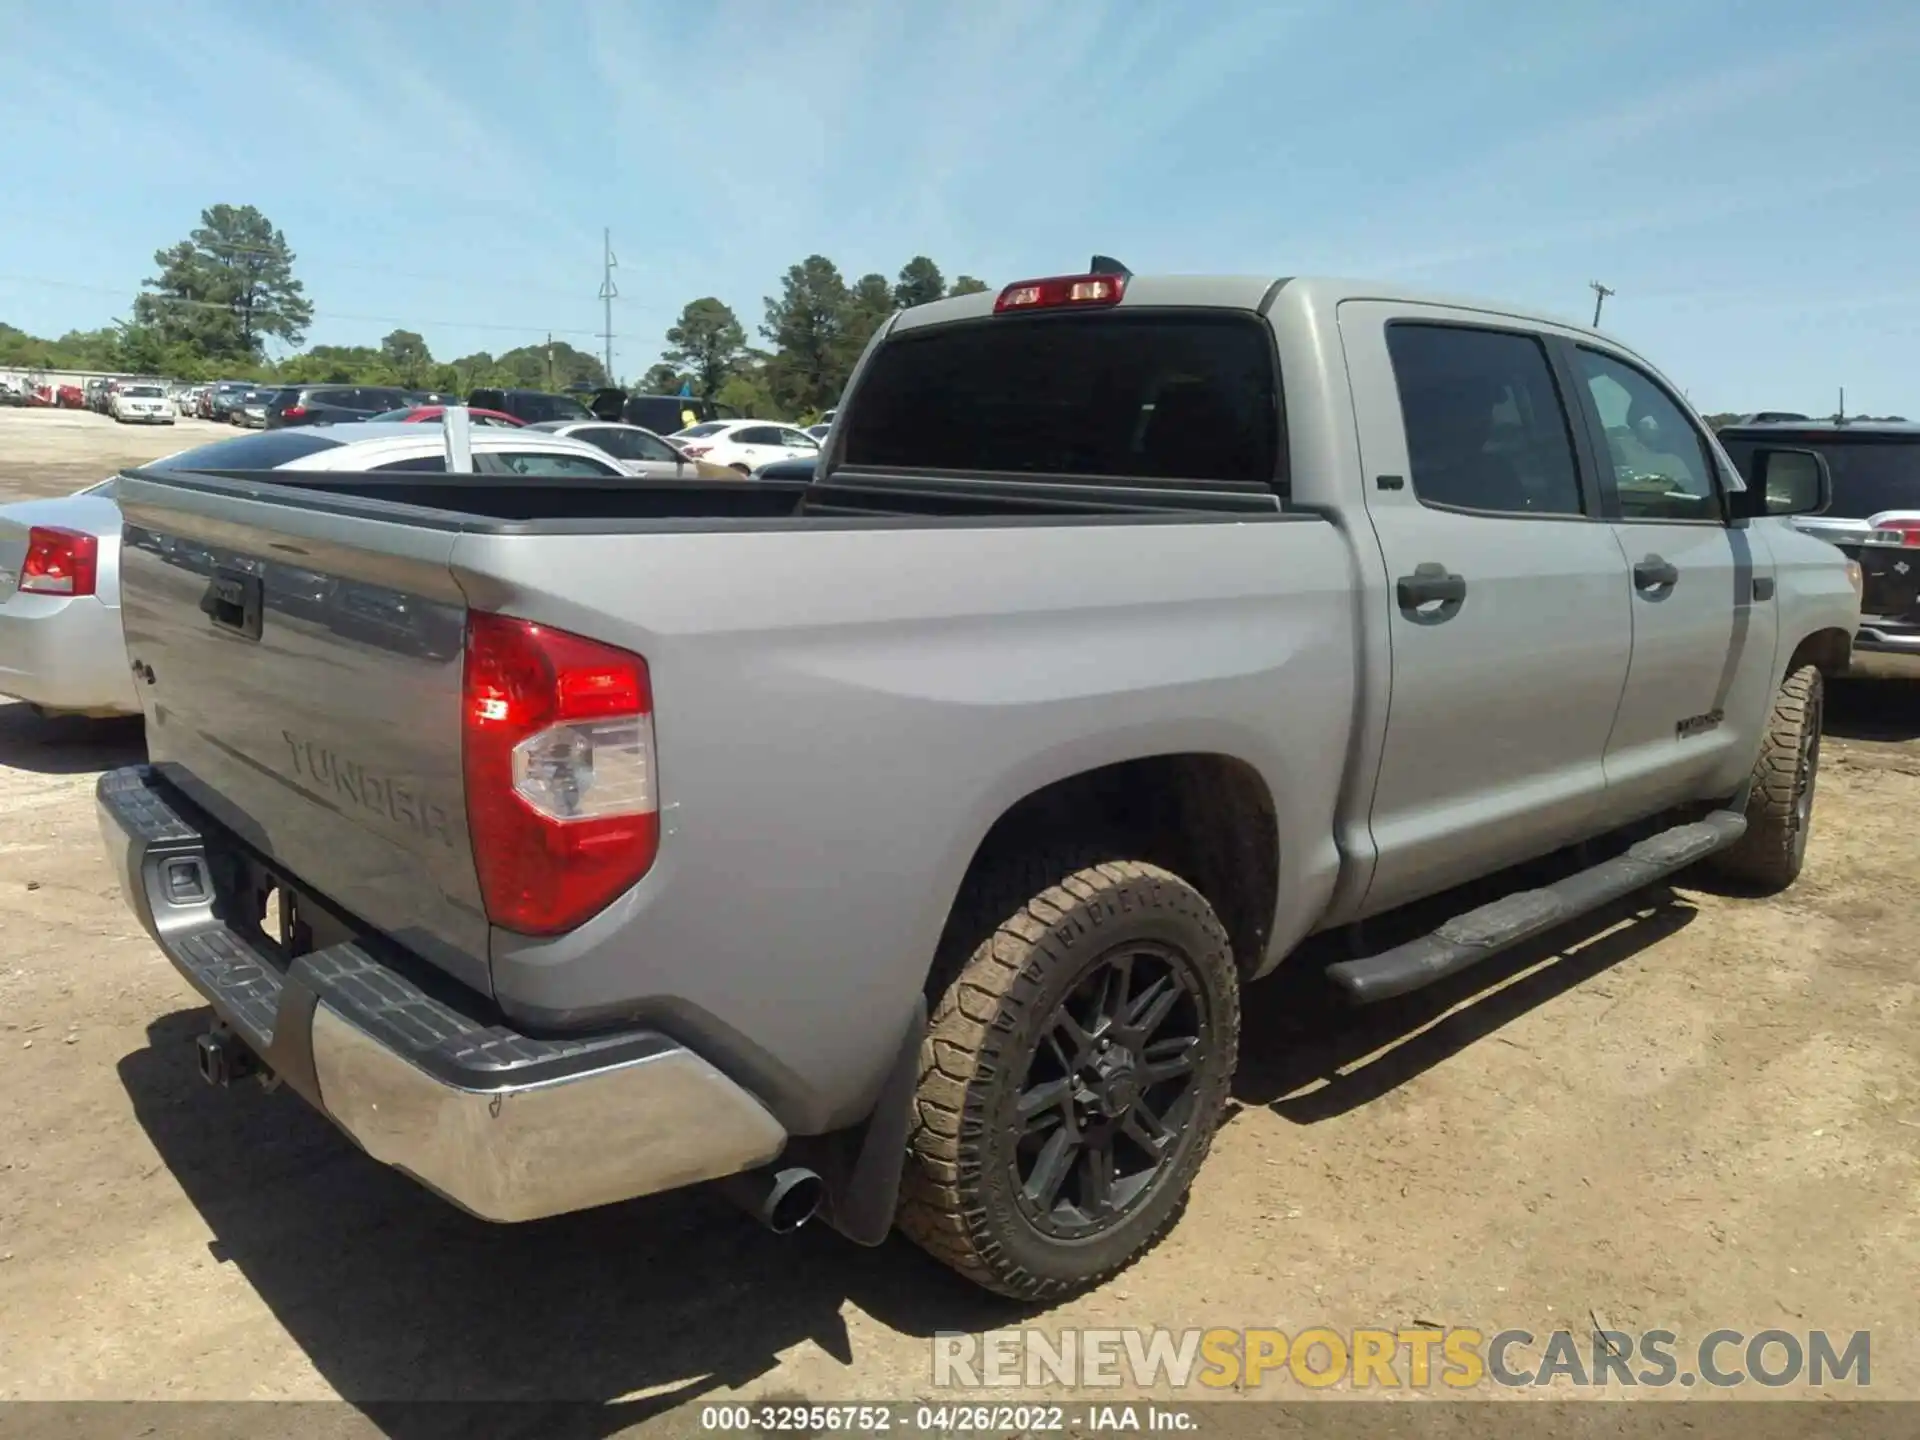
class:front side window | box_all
[1386,324,1584,516]
[490,451,624,478]
[1575,349,1719,521]
[596,428,676,462]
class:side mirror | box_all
[1729,446,1830,519]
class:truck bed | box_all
[111,460,1352,1126]
[133,463,1285,530]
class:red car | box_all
[365,405,526,427]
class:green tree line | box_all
[0,202,988,420]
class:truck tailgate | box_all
[116,481,492,993]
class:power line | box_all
[0,272,611,340]
[106,233,643,306]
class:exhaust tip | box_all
[765,1167,825,1235]
[720,1164,824,1235]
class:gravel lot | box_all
[1,407,1916,1425]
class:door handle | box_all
[1396,562,1468,612]
[1633,556,1679,592]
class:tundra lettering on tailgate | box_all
[282,731,457,847]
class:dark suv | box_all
[465,388,595,425]
[267,385,412,428]
[584,389,730,434]
[1719,419,1920,677]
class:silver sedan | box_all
[0,479,141,717]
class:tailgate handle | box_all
[205,570,263,641]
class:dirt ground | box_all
[1,408,1916,1427]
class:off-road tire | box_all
[1710,662,1824,892]
[897,853,1240,1301]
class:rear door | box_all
[1566,344,1778,817]
[731,425,783,467]
[1339,303,1635,912]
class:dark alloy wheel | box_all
[1012,942,1207,1241]
[898,855,1240,1301]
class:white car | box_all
[111,383,175,425]
[669,419,819,473]
[524,420,745,481]
[0,419,646,718]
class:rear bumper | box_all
[96,765,787,1222]
[0,593,143,716]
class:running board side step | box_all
[1326,809,1747,1005]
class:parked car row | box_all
[0,412,745,719]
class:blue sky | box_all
[2,0,1916,413]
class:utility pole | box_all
[545,332,554,391]
[1589,280,1615,328]
[598,228,618,386]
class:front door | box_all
[1565,344,1779,818]
[1339,303,1635,914]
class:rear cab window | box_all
[839,312,1280,487]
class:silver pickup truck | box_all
[98,271,1860,1301]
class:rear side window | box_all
[1386,323,1584,517]
[1721,434,1920,520]
[358,388,409,411]
[371,454,449,472]
[677,421,730,438]
[147,431,345,471]
[840,313,1279,486]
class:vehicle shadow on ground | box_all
[118,1014,1022,1435]
[1233,885,1697,1123]
[1823,675,1920,743]
[0,702,144,775]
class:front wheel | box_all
[1710,662,1823,891]
[898,855,1240,1301]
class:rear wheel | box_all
[1710,662,1823,891]
[729,463,751,475]
[898,855,1240,1300]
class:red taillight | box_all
[993,273,1128,314]
[1869,521,1920,547]
[282,404,308,420]
[462,612,659,935]
[20,526,99,597]
[680,444,711,458]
